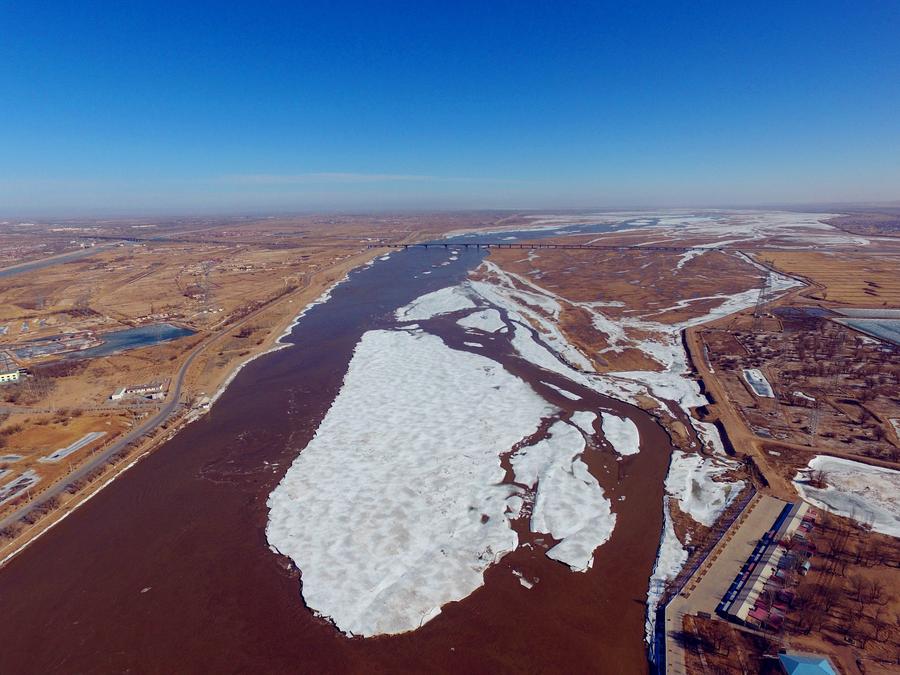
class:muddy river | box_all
[0,223,672,674]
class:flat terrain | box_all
[1,209,898,673]
[757,250,900,307]
[482,210,900,671]
[0,212,513,557]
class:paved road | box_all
[0,253,372,533]
[662,494,787,674]
[1,274,311,529]
[0,244,115,279]
[0,334,196,530]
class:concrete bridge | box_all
[368,242,749,253]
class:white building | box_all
[0,369,20,384]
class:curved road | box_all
[0,322,200,530]
[0,255,368,533]
[0,244,115,279]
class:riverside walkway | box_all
[661,493,788,675]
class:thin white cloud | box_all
[223,172,448,185]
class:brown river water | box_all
[0,239,672,674]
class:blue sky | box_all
[1,1,899,215]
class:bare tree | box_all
[848,574,867,603]
[867,579,889,606]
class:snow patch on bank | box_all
[665,450,744,527]
[267,329,554,636]
[645,500,689,641]
[794,455,900,537]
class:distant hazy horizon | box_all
[4,201,900,222]
[2,2,898,214]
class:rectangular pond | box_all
[68,323,195,359]
[836,318,900,346]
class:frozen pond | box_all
[836,318,900,346]
[69,323,195,359]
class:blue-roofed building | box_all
[778,652,838,675]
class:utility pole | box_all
[752,271,773,332]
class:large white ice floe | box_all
[267,328,554,636]
[794,455,900,537]
[395,285,476,321]
[511,420,616,572]
[600,413,640,456]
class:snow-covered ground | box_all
[267,328,555,636]
[515,210,859,248]
[664,450,744,527]
[794,455,900,538]
[743,368,774,397]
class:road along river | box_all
[0,222,673,674]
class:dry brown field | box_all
[757,250,900,307]
[486,239,766,374]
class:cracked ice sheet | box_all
[600,413,640,456]
[794,455,900,537]
[511,421,616,572]
[570,411,597,437]
[395,285,476,321]
[267,329,555,636]
[456,308,506,333]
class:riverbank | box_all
[0,232,668,674]
[0,248,383,569]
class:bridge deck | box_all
[369,242,776,253]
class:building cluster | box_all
[0,354,20,384]
[717,502,818,631]
[110,382,167,401]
